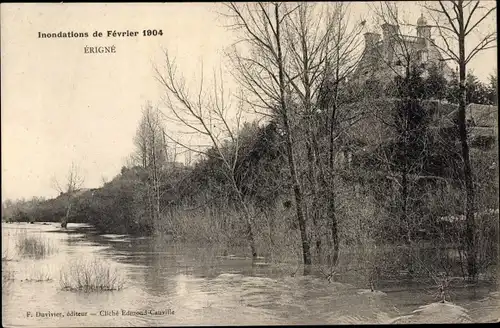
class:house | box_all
[353,14,455,86]
[334,99,497,171]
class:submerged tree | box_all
[51,162,85,228]
[154,51,259,259]
[222,2,313,268]
[300,3,365,266]
[423,0,496,281]
[222,2,365,272]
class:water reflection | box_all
[2,223,499,327]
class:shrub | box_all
[59,258,124,292]
[14,230,55,259]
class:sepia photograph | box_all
[1,1,498,326]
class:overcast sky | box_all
[1,2,496,201]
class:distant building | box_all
[353,14,455,85]
[334,100,497,170]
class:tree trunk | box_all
[402,168,409,242]
[328,88,340,267]
[234,200,257,260]
[458,54,477,281]
[306,129,321,261]
[232,180,258,260]
[300,19,322,263]
[284,118,312,269]
[328,192,339,266]
[62,201,71,229]
[275,4,311,272]
[453,4,477,280]
[247,219,257,259]
[402,100,410,243]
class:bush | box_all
[15,230,55,259]
[156,206,243,245]
[59,258,124,292]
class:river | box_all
[2,222,499,326]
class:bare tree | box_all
[222,2,314,269]
[132,102,170,223]
[221,2,367,271]
[313,3,365,266]
[133,108,150,169]
[422,0,496,280]
[51,162,85,228]
[153,50,259,260]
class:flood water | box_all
[2,223,499,326]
